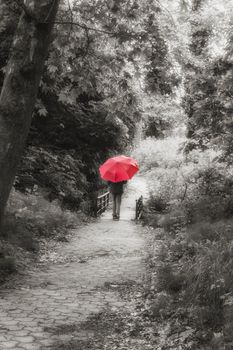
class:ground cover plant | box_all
[0,188,87,283]
[138,133,233,348]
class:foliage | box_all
[142,96,186,139]
[4,189,79,241]
[0,248,16,285]
[157,264,186,293]
[0,256,16,278]
[182,0,233,157]
[147,194,168,213]
[0,1,19,87]
[137,86,233,346]
[133,135,185,171]
[15,147,88,210]
[0,0,184,214]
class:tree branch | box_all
[82,28,90,57]
[67,0,73,26]
[181,182,188,201]
[48,21,141,39]
[48,20,115,35]
[66,0,74,36]
[43,0,57,23]
[13,1,163,40]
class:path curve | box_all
[0,176,148,350]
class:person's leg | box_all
[116,194,122,219]
[112,194,117,218]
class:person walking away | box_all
[108,181,127,220]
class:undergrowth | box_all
[137,136,233,348]
[5,188,80,238]
[0,188,84,284]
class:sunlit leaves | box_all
[35,99,48,117]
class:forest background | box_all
[0,0,233,347]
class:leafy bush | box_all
[137,134,233,341]
[160,207,187,233]
[149,292,172,318]
[133,136,185,172]
[0,256,16,275]
[2,216,39,252]
[147,194,168,213]
[182,239,232,329]
[157,264,187,294]
[0,244,16,283]
[141,212,159,228]
[185,195,233,224]
[16,147,88,211]
[4,189,80,245]
[187,221,221,242]
[0,189,82,282]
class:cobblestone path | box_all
[0,177,148,350]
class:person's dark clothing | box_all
[108,181,127,195]
[108,181,127,219]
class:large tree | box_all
[0,0,60,226]
[182,0,233,151]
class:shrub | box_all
[160,207,186,233]
[147,194,168,213]
[16,147,90,211]
[135,125,233,341]
[193,305,223,329]
[2,215,39,252]
[169,240,196,260]
[3,189,80,246]
[182,239,232,329]
[157,264,186,293]
[150,292,172,319]
[132,136,185,172]
[187,221,219,242]
[184,195,233,224]
[0,256,16,275]
[0,255,16,283]
[142,212,159,228]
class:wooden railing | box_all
[135,195,143,220]
[96,191,110,217]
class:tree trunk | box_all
[0,0,60,227]
[0,0,19,87]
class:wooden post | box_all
[135,196,143,221]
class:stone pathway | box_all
[0,177,148,350]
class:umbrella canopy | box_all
[99,155,139,182]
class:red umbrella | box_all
[99,155,139,183]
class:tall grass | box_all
[136,135,233,344]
